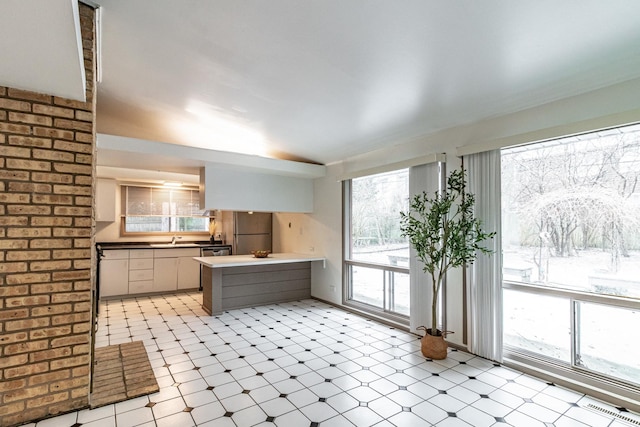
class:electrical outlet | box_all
[309,246,314,252]
[329,285,336,293]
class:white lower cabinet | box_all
[177,255,201,289]
[129,249,154,294]
[129,278,153,294]
[128,266,154,293]
[100,250,129,297]
[101,246,202,298]
[153,257,178,292]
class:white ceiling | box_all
[93,0,640,165]
[3,1,640,168]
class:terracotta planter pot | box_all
[418,327,451,360]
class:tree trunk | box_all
[431,276,438,336]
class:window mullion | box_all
[389,270,395,313]
[383,270,388,312]
[572,299,583,368]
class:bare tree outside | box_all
[502,125,640,295]
[501,124,640,386]
[351,169,409,262]
[348,169,410,316]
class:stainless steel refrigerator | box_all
[233,212,272,255]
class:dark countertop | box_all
[97,241,232,250]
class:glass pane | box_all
[125,186,152,215]
[151,188,171,216]
[501,124,640,298]
[173,189,200,216]
[503,289,571,363]
[351,265,384,309]
[351,169,409,265]
[576,301,640,385]
[177,216,208,232]
[123,185,206,233]
[389,270,410,316]
[124,216,167,233]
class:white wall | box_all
[273,164,344,305]
[273,213,311,254]
[286,77,640,349]
[308,164,344,304]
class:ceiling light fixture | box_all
[162,182,183,187]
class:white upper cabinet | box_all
[96,178,117,222]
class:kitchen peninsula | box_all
[195,253,325,315]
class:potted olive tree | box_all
[400,167,495,359]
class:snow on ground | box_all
[352,245,640,385]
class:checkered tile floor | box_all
[29,292,640,427]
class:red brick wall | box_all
[0,3,96,425]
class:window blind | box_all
[122,186,201,217]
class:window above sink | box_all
[121,185,209,236]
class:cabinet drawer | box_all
[154,248,200,258]
[130,249,154,259]
[102,249,129,260]
[129,280,153,294]
[129,269,154,281]
[130,258,153,270]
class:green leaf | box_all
[399,167,495,333]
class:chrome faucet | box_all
[171,235,182,245]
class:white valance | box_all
[456,111,640,157]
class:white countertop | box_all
[194,252,325,268]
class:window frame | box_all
[500,122,640,410]
[342,170,411,325]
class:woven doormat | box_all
[91,341,159,408]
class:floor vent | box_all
[586,404,640,426]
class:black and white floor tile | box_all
[28,292,640,427]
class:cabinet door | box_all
[177,256,200,289]
[100,259,129,297]
[96,178,117,222]
[153,257,178,292]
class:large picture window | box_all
[122,185,208,234]
[344,169,410,321]
[501,123,640,388]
